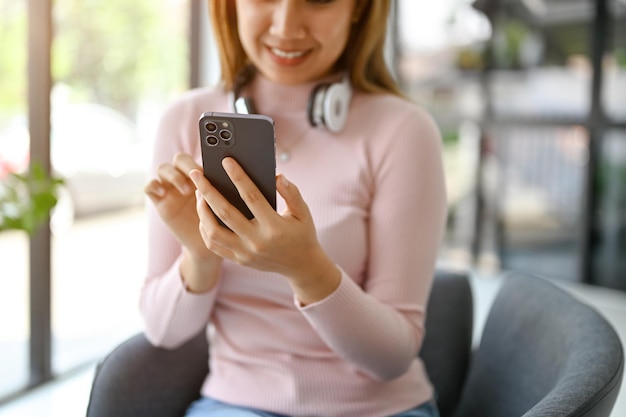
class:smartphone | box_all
[198,112,276,224]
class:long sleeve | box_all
[139,88,227,348]
[296,104,448,380]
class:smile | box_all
[270,48,308,59]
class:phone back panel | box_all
[199,112,276,221]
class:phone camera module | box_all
[205,122,218,133]
[219,129,232,141]
[206,135,219,146]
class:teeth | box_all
[271,48,306,59]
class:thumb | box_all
[276,174,311,220]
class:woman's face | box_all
[235,0,357,85]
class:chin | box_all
[261,69,319,85]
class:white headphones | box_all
[232,69,353,133]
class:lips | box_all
[270,47,307,59]
[267,46,311,66]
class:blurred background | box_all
[0,0,625,412]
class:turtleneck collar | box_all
[244,71,345,120]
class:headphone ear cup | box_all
[234,96,257,114]
[307,83,330,128]
[321,81,352,133]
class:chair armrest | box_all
[421,270,474,417]
[86,331,209,417]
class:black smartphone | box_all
[198,112,276,224]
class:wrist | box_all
[290,248,341,306]
[180,249,222,293]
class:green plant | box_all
[493,19,531,69]
[0,162,64,234]
[615,49,626,69]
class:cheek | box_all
[317,18,353,58]
[237,23,252,54]
[236,7,263,54]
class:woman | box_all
[142,0,448,416]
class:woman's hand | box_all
[189,157,340,304]
[145,152,223,292]
[144,152,208,257]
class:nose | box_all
[269,0,306,40]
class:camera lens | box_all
[219,130,232,141]
[206,135,218,146]
[205,122,217,132]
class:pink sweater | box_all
[140,74,448,417]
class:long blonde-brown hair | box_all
[208,0,402,97]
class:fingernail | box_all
[154,186,165,197]
[279,174,289,189]
[195,190,201,200]
[222,157,234,171]
[189,169,201,182]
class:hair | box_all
[208,0,403,97]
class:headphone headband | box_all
[232,69,352,133]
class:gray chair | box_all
[86,270,473,417]
[453,272,624,417]
[420,270,473,417]
[85,329,209,417]
[86,271,625,417]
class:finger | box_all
[198,223,235,260]
[194,189,247,260]
[156,163,194,196]
[222,157,273,222]
[276,174,312,221]
[144,179,166,201]
[194,188,229,237]
[172,152,201,175]
[154,153,200,196]
[195,201,241,263]
[190,169,250,234]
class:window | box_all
[0,0,29,399]
[0,0,191,401]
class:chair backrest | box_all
[420,269,474,417]
[453,272,624,417]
